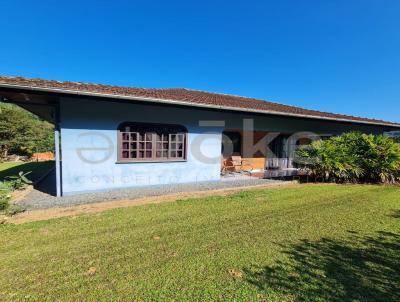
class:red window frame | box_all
[117,122,187,162]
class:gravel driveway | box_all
[21,173,280,210]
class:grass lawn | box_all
[0,184,399,301]
[0,161,54,183]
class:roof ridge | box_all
[0,75,398,127]
[175,87,308,109]
[174,87,375,122]
[0,77,329,117]
[0,75,157,91]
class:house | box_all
[0,76,399,196]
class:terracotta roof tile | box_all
[0,76,398,127]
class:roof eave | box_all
[0,82,399,128]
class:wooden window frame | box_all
[117,122,187,163]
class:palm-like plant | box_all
[295,132,400,184]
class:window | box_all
[118,122,187,162]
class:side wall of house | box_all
[60,98,224,195]
[60,97,392,195]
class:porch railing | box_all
[266,158,295,170]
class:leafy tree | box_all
[0,102,54,158]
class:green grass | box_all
[0,184,399,301]
[0,161,54,182]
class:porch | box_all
[221,130,309,179]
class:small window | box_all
[118,122,187,162]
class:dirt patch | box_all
[8,181,298,224]
[84,267,97,277]
[31,152,54,161]
[11,185,34,203]
[228,268,243,279]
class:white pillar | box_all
[54,105,62,197]
[55,127,61,197]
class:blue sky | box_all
[1,0,399,122]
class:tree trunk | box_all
[0,145,8,159]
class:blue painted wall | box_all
[60,98,224,194]
[60,97,392,195]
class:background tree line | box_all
[0,102,54,159]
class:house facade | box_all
[1,76,399,196]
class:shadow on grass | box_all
[0,161,56,195]
[244,231,400,302]
[389,209,400,219]
[0,161,54,183]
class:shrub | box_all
[0,195,10,211]
[5,171,33,190]
[295,132,400,184]
[0,182,11,211]
[6,204,27,216]
[0,171,34,213]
